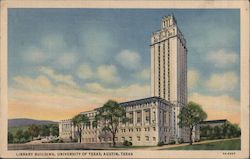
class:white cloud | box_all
[84,82,106,93]
[115,50,141,70]
[189,93,240,124]
[134,68,150,81]
[23,47,48,64]
[39,66,77,87]
[205,72,238,91]
[9,77,104,120]
[188,69,200,89]
[76,63,94,80]
[41,34,66,50]
[13,75,52,92]
[57,53,78,69]
[9,74,149,120]
[84,82,150,101]
[76,64,121,85]
[97,65,121,84]
[206,49,238,68]
[80,28,114,63]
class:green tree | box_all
[23,130,30,141]
[72,114,89,143]
[178,101,207,145]
[8,132,14,144]
[49,124,59,136]
[213,126,222,139]
[15,129,24,143]
[28,124,40,140]
[95,100,128,146]
[233,124,241,137]
[222,122,230,138]
[39,125,50,137]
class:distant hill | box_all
[8,118,58,128]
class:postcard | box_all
[0,0,249,158]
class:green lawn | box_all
[165,138,241,150]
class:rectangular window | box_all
[137,136,140,141]
[137,111,142,123]
[121,137,125,142]
[145,109,150,123]
[153,111,156,123]
[129,137,132,141]
[163,111,166,124]
[128,112,133,124]
[145,136,149,141]
[153,137,156,141]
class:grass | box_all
[165,138,241,150]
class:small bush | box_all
[178,138,184,144]
[168,140,176,145]
[123,140,132,146]
[49,139,64,143]
[157,141,164,146]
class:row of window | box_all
[156,41,171,100]
[83,136,170,143]
[158,44,161,97]
[121,136,156,142]
[126,103,154,110]
[119,127,156,133]
[82,138,96,143]
[127,110,155,124]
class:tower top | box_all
[161,15,177,30]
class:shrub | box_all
[157,141,164,146]
[72,138,78,143]
[177,138,184,144]
[168,140,176,145]
[123,140,132,146]
[49,139,64,143]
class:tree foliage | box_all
[8,124,59,144]
[200,122,241,140]
[27,124,40,140]
[178,101,207,145]
[8,132,14,144]
[72,114,89,143]
[95,100,128,146]
[49,124,59,136]
[39,125,50,136]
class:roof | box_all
[119,96,173,107]
[72,96,174,120]
[200,119,228,124]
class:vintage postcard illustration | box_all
[0,0,249,158]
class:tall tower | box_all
[150,15,187,140]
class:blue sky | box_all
[8,9,240,123]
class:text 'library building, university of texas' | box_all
[59,15,196,146]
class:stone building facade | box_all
[59,97,179,145]
[59,15,191,145]
[150,15,188,140]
